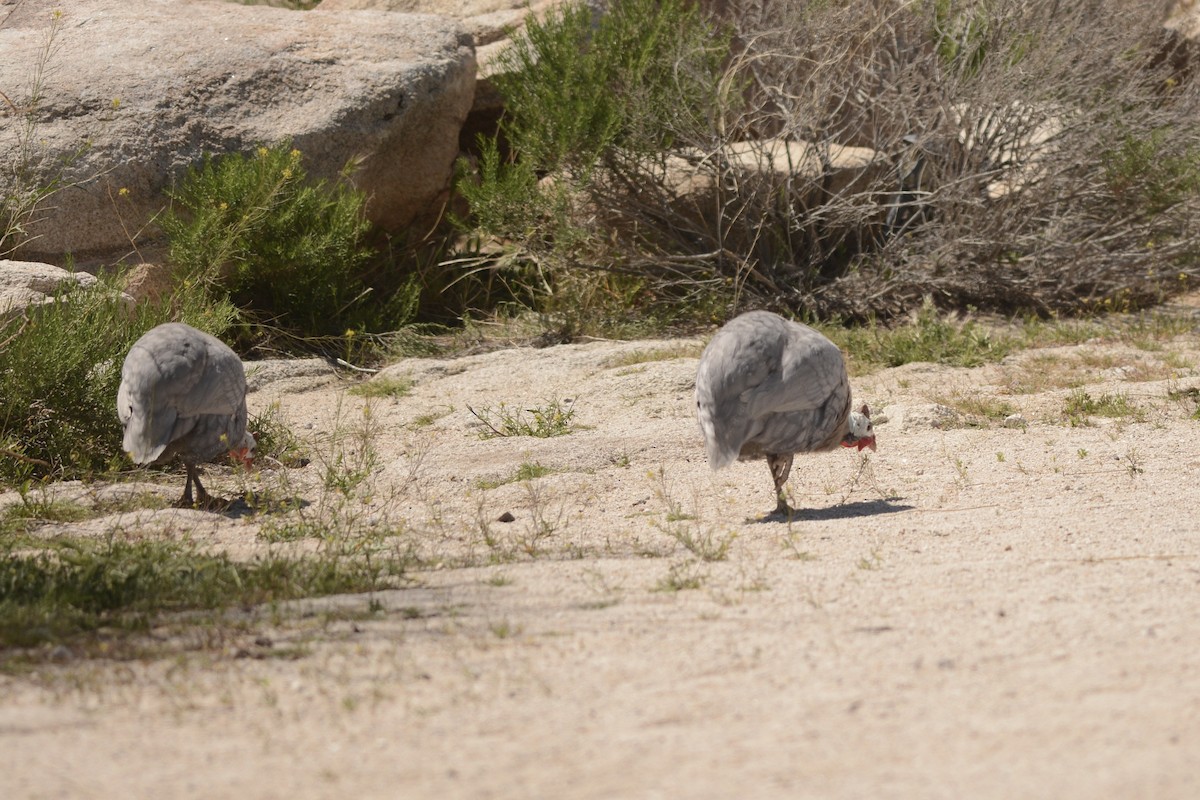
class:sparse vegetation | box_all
[1062,389,1146,427]
[1169,386,1200,419]
[349,375,415,400]
[249,401,308,467]
[468,399,577,439]
[475,461,555,490]
[0,9,73,258]
[934,391,1019,425]
[0,536,407,657]
[654,560,707,592]
[604,344,705,369]
[4,0,1200,680]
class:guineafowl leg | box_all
[176,463,198,508]
[177,463,218,509]
[766,453,794,514]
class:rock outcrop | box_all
[0,0,476,265]
[0,259,100,317]
[317,0,565,150]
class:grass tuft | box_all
[0,537,407,655]
[467,399,577,439]
[349,375,414,400]
[1062,389,1145,426]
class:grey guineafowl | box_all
[695,311,876,515]
[117,323,254,509]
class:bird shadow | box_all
[750,497,913,524]
[219,493,311,519]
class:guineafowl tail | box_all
[696,401,739,470]
[117,390,175,465]
[121,415,171,465]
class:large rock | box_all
[0,0,476,265]
[0,259,99,317]
[318,0,566,150]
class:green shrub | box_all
[454,0,734,329]
[492,0,727,174]
[160,143,418,352]
[0,275,233,484]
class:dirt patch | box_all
[2,328,1199,798]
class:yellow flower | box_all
[118,187,129,197]
[257,146,269,158]
[111,98,121,109]
[344,328,356,338]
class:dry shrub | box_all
[461,0,1200,324]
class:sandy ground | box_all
[2,318,1200,799]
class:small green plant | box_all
[515,480,565,556]
[1123,449,1144,477]
[349,375,414,400]
[935,391,1018,424]
[248,402,307,467]
[489,619,522,639]
[1062,389,1145,426]
[663,525,735,562]
[0,492,92,540]
[653,560,707,592]
[475,461,555,490]
[1167,385,1200,420]
[311,400,380,496]
[857,548,884,571]
[467,399,577,439]
[604,343,705,369]
[780,529,816,561]
[408,406,454,430]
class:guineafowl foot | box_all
[175,464,231,512]
[766,453,795,518]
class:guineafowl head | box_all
[842,404,877,452]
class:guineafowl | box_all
[695,311,875,515]
[117,323,254,509]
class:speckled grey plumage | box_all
[696,311,853,472]
[117,323,252,505]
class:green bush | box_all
[0,276,233,484]
[161,143,418,351]
[454,0,734,330]
[491,0,727,174]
